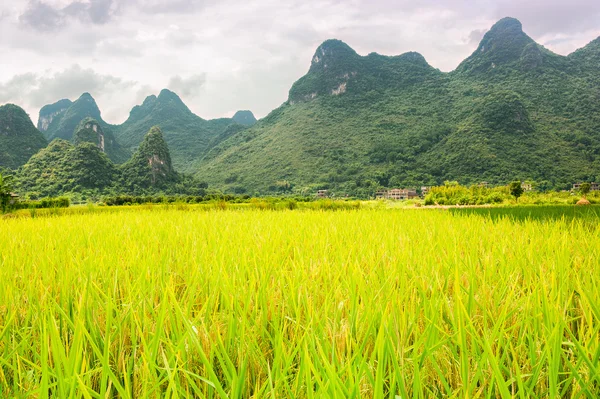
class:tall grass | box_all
[1,207,599,397]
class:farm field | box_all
[1,206,600,398]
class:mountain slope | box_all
[17,125,205,197]
[73,117,130,163]
[0,104,48,170]
[38,99,72,132]
[289,39,441,104]
[569,37,600,70]
[455,17,555,74]
[37,90,256,173]
[194,18,600,194]
[40,93,103,141]
[121,126,179,191]
[114,89,238,172]
[18,139,118,196]
[232,110,257,126]
[38,94,130,163]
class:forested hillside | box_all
[34,90,254,173]
[38,94,130,163]
[0,104,47,170]
[113,90,246,172]
[5,17,600,197]
[194,18,600,195]
[17,125,204,198]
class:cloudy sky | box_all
[1,0,599,124]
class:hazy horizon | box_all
[1,0,599,124]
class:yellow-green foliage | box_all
[425,184,510,205]
[425,184,600,206]
[1,207,600,397]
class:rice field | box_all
[1,206,599,398]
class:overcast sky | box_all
[1,0,599,124]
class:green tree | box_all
[0,172,15,213]
[579,182,591,197]
[388,175,401,188]
[537,180,552,193]
[509,180,524,201]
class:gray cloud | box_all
[0,9,10,22]
[19,0,118,31]
[0,65,137,123]
[19,1,65,31]
[27,64,135,108]
[88,0,116,24]
[0,74,39,104]
[134,0,218,14]
[168,74,208,98]
[165,27,200,47]
[97,39,144,58]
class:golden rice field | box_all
[1,206,600,398]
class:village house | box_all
[9,193,19,205]
[420,186,430,197]
[376,188,418,200]
[316,190,329,198]
[573,182,600,192]
[521,182,533,192]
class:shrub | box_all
[16,197,70,210]
[286,200,298,210]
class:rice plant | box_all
[1,206,599,397]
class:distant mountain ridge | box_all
[37,94,130,164]
[33,90,256,173]
[112,89,247,172]
[6,17,600,197]
[193,17,600,194]
[17,125,206,197]
[0,89,257,195]
[40,93,102,141]
[456,17,540,74]
[288,39,439,105]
